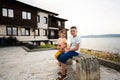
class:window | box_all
[22,11,27,19]
[2,8,14,18]
[21,28,30,36]
[7,27,12,35]
[58,21,61,26]
[21,28,25,35]
[8,9,14,17]
[22,11,31,20]
[13,27,17,35]
[27,12,31,20]
[35,29,39,36]
[43,17,47,24]
[51,30,54,36]
[37,15,40,22]
[43,29,47,36]
[6,26,17,36]
[26,29,29,36]
[2,8,7,17]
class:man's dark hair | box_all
[70,26,77,29]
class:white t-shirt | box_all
[70,36,81,53]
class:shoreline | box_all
[80,48,120,63]
[81,48,120,54]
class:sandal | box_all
[56,74,66,80]
[57,72,62,75]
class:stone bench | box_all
[67,53,100,80]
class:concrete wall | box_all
[98,58,120,72]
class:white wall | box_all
[37,12,48,29]
[17,36,48,41]
[17,27,48,41]
[0,25,48,41]
[0,25,6,36]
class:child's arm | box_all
[69,43,72,49]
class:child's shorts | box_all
[54,50,61,59]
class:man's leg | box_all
[58,51,78,64]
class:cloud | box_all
[19,0,120,35]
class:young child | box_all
[54,28,67,59]
[56,26,81,80]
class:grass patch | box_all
[39,44,56,48]
[80,48,120,63]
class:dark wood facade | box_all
[48,30,58,39]
[0,0,68,45]
[48,15,67,29]
[48,15,67,39]
[0,0,38,28]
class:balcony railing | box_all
[48,36,58,39]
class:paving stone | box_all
[0,47,119,80]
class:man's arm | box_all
[69,43,80,51]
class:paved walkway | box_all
[0,47,120,80]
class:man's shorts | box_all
[58,51,79,64]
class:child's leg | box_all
[56,63,67,80]
[57,61,61,66]
[61,63,66,75]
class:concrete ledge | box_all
[22,46,57,52]
[73,53,100,80]
[98,58,120,72]
[22,46,31,52]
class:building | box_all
[0,0,68,46]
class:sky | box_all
[19,0,120,36]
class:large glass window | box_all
[2,8,14,18]
[21,28,30,36]
[26,29,29,36]
[7,27,12,35]
[21,28,25,35]
[58,21,61,26]
[43,17,47,24]
[2,8,7,17]
[37,15,40,22]
[43,29,47,36]
[35,29,39,36]
[13,27,17,35]
[22,11,31,20]
[22,11,27,19]
[27,12,31,20]
[51,30,54,36]
[7,26,17,36]
[8,9,14,17]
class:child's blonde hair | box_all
[58,28,66,37]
